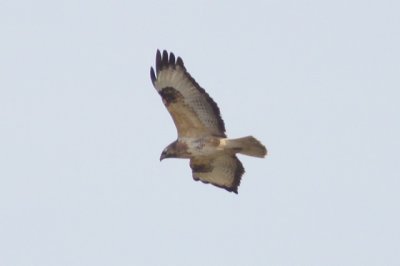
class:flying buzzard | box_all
[150,50,267,193]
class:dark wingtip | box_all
[155,50,162,74]
[217,184,239,194]
[225,183,239,194]
[162,50,168,66]
[176,57,184,68]
[227,185,239,194]
[169,52,175,65]
[154,49,184,72]
[150,67,156,85]
[231,157,244,194]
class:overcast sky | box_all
[1,0,399,265]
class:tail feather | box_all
[225,136,267,158]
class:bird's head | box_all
[160,142,178,161]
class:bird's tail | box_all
[225,136,267,158]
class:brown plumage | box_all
[150,50,267,193]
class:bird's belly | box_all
[186,137,224,156]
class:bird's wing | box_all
[190,155,244,193]
[150,50,226,138]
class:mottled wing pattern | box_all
[190,155,244,193]
[150,50,226,138]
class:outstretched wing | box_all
[190,155,244,193]
[150,50,226,138]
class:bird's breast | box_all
[184,137,224,156]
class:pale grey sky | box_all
[1,0,399,265]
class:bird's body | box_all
[170,136,223,158]
[150,50,267,193]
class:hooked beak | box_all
[160,151,167,161]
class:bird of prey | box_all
[150,50,267,193]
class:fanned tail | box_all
[225,136,267,158]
